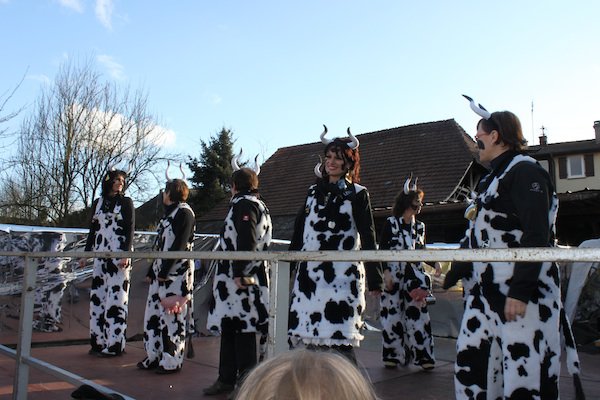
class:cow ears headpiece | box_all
[231,149,261,175]
[165,160,186,183]
[462,94,492,120]
[403,174,418,194]
[320,124,359,149]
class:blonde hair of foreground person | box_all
[234,349,379,400]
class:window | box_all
[568,155,585,178]
[558,154,595,179]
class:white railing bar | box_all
[2,247,600,263]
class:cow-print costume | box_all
[141,202,195,371]
[379,216,435,368]
[455,151,583,399]
[85,194,134,356]
[288,179,383,352]
[207,191,272,386]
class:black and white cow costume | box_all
[453,96,584,399]
[204,155,272,395]
[140,167,195,373]
[379,177,435,369]
[288,126,383,362]
[84,169,134,356]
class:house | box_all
[526,120,600,245]
[197,120,483,243]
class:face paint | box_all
[477,139,485,150]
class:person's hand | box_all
[383,270,394,291]
[434,262,442,277]
[117,258,130,269]
[409,288,428,305]
[234,277,247,290]
[504,297,527,322]
[160,296,188,314]
[79,258,88,268]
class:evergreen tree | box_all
[187,127,236,216]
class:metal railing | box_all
[2,246,600,400]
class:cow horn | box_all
[463,94,491,120]
[314,155,323,178]
[346,127,359,149]
[320,125,331,145]
[231,149,242,171]
[253,155,261,176]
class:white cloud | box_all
[211,94,222,104]
[149,126,176,149]
[57,0,83,13]
[97,54,125,80]
[69,104,176,150]
[95,0,114,30]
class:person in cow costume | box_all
[204,153,272,396]
[452,95,585,399]
[288,126,383,364]
[379,178,437,370]
[138,164,196,374]
[81,168,134,357]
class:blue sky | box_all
[2,0,600,171]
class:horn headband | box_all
[231,149,261,175]
[165,160,186,182]
[403,174,418,194]
[462,94,492,120]
[319,124,359,149]
[104,165,129,181]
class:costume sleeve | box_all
[354,189,383,291]
[507,163,552,303]
[378,219,393,271]
[121,196,135,251]
[84,198,100,252]
[443,233,474,290]
[158,207,195,279]
[232,199,259,278]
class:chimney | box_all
[539,125,547,146]
[595,120,600,144]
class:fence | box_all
[2,246,600,400]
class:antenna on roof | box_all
[531,100,535,145]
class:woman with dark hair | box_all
[379,178,436,370]
[450,96,584,399]
[288,126,383,364]
[81,168,134,357]
[138,173,196,374]
[204,158,272,397]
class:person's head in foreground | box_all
[234,349,378,400]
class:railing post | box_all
[267,260,290,358]
[13,255,37,400]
